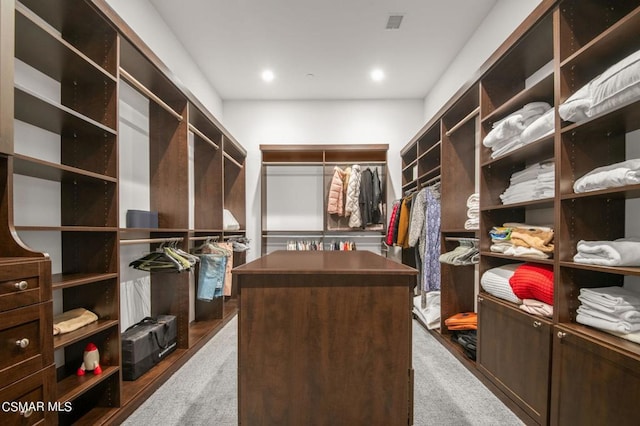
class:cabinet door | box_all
[478,295,552,424]
[550,327,640,426]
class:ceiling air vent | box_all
[386,15,403,30]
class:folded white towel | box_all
[579,286,640,308]
[519,299,553,318]
[577,304,640,323]
[484,102,551,148]
[574,158,640,193]
[490,242,512,253]
[576,311,640,333]
[466,193,479,208]
[466,208,479,219]
[574,238,640,266]
[520,109,555,145]
[464,218,479,230]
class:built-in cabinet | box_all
[260,144,387,255]
[402,0,640,424]
[0,0,246,424]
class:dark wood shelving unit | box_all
[399,1,640,424]
[1,0,247,424]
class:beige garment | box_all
[220,242,234,296]
[511,227,555,253]
[53,308,98,335]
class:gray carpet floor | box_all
[122,316,523,425]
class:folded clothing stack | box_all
[489,223,554,259]
[500,160,554,205]
[574,237,640,266]
[574,158,640,193]
[483,102,552,159]
[480,263,554,318]
[577,286,640,341]
[464,192,479,230]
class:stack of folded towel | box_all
[574,158,640,193]
[574,238,640,266]
[483,102,553,159]
[500,160,554,205]
[489,223,554,259]
[577,286,640,341]
[465,193,479,230]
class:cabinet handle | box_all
[20,409,34,418]
[14,280,28,290]
[557,331,567,339]
[478,296,484,302]
[533,320,542,328]
[15,338,30,349]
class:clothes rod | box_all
[445,106,480,137]
[188,124,219,150]
[329,161,387,166]
[262,161,325,166]
[119,68,183,122]
[445,237,479,242]
[224,152,244,168]
[422,175,441,186]
[120,236,184,246]
[189,236,220,242]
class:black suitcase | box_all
[122,315,177,381]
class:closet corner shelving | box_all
[402,1,640,425]
[260,144,388,255]
[0,0,247,424]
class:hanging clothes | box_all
[371,167,382,224]
[385,200,401,245]
[423,185,441,292]
[327,166,346,216]
[195,241,232,301]
[395,195,412,248]
[345,164,362,228]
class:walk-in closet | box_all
[1,0,639,425]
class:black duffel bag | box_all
[122,315,177,381]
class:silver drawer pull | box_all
[14,280,28,291]
[20,409,34,418]
[533,320,542,328]
[557,331,567,339]
[15,338,30,349]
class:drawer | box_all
[0,303,53,390]
[0,364,56,426]
[0,260,51,312]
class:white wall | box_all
[222,99,424,259]
[423,0,543,121]
[105,0,224,118]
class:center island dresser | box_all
[232,250,417,425]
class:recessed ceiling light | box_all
[261,69,275,82]
[371,69,385,82]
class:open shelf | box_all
[53,320,119,350]
[480,251,554,265]
[57,366,119,403]
[51,272,119,290]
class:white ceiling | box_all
[148,0,498,100]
